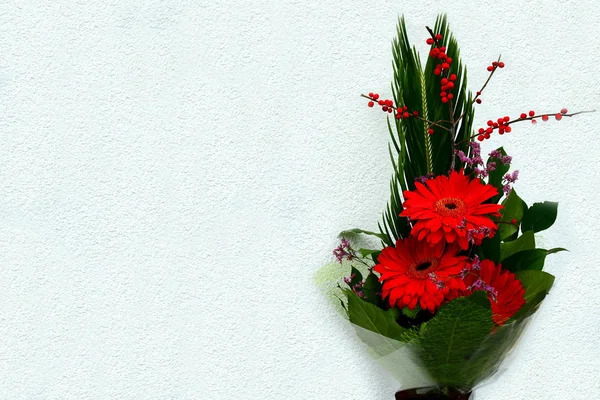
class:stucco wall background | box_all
[1,1,599,399]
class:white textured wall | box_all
[1,1,599,399]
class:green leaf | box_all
[497,189,527,241]
[358,248,382,261]
[547,247,568,254]
[499,230,535,261]
[340,229,388,241]
[511,270,555,320]
[521,202,558,233]
[500,249,547,272]
[486,147,511,203]
[349,267,363,288]
[401,306,420,319]
[501,247,567,273]
[479,232,501,263]
[345,290,407,341]
[414,292,493,387]
[361,272,382,305]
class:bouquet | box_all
[317,15,592,399]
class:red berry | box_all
[428,128,434,135]
[520,113,527,119]
[382,106,388,112]
[446,57,453,63]
[486,127,493,134]
[555,114,563,120]
[542,115,549,121]
[497,118,504,124]
[403,111,410,118]
[477,135,484,141]
[487,66,494,72]
[388,108,393,113]
[378,100,385,106]
[368,101,374,107]
[561,108,568,114]
[448,93,454,99]
[368,92,374,97]
[478,128,485,134]
[426,38,434,45]
[511,219,517,225]
[531,119,537,124]
[487,120,493,126]
[440,46,446,52]
[528,110,535,117]
[441,78,449,85]
[441,97,449,103]
[492,62,498,67]
[498,62,505,68]
[484,133,491,139]
[449,74,457,81]
[493,122,499,128]
[396,113,401,119]
[403,106,408,111]
[477,91,482,95]
[440,91,447,97]
[447,82,455,89]
[435,34,442,40]
[499,128,505,134]
[434,69,441,76]
[505,126,512,133]
[413,111,419,116]
[503,116,510,122]
[373,94,379,100]
[476,99,482,104]
[442,62,450,69]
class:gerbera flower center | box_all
[407,257,439,279]
[434,197,467,217]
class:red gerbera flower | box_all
[400,171,503,250]
[373,236,467,313]
[463,259,526,325]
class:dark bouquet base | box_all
[396,387,473,400]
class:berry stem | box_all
[456,55,502,124]
[360,94,452,132]
[457,109,596,144]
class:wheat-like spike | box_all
[420,69,433,174]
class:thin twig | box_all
[456,110,596,145]
[360,94,452,132]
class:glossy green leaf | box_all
[499,230,535,261]
[486,147,511,204]
[358,248,382,259]
[361,272,382,305]
[521,201,558,233]
[547,247,568,254]
[340,229,388,242]
[497,189,527,241]
[349,267,363,288]
[345,290,407,341]
[479,233,501,263]
[500,249,547,272]
[511,270,555,320]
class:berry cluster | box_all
[367,92,394,113]
[486,61,505,72]
[426,34,458,105]
[366,93,419,121]
[475,108,570,141]
[476,117,513,141]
